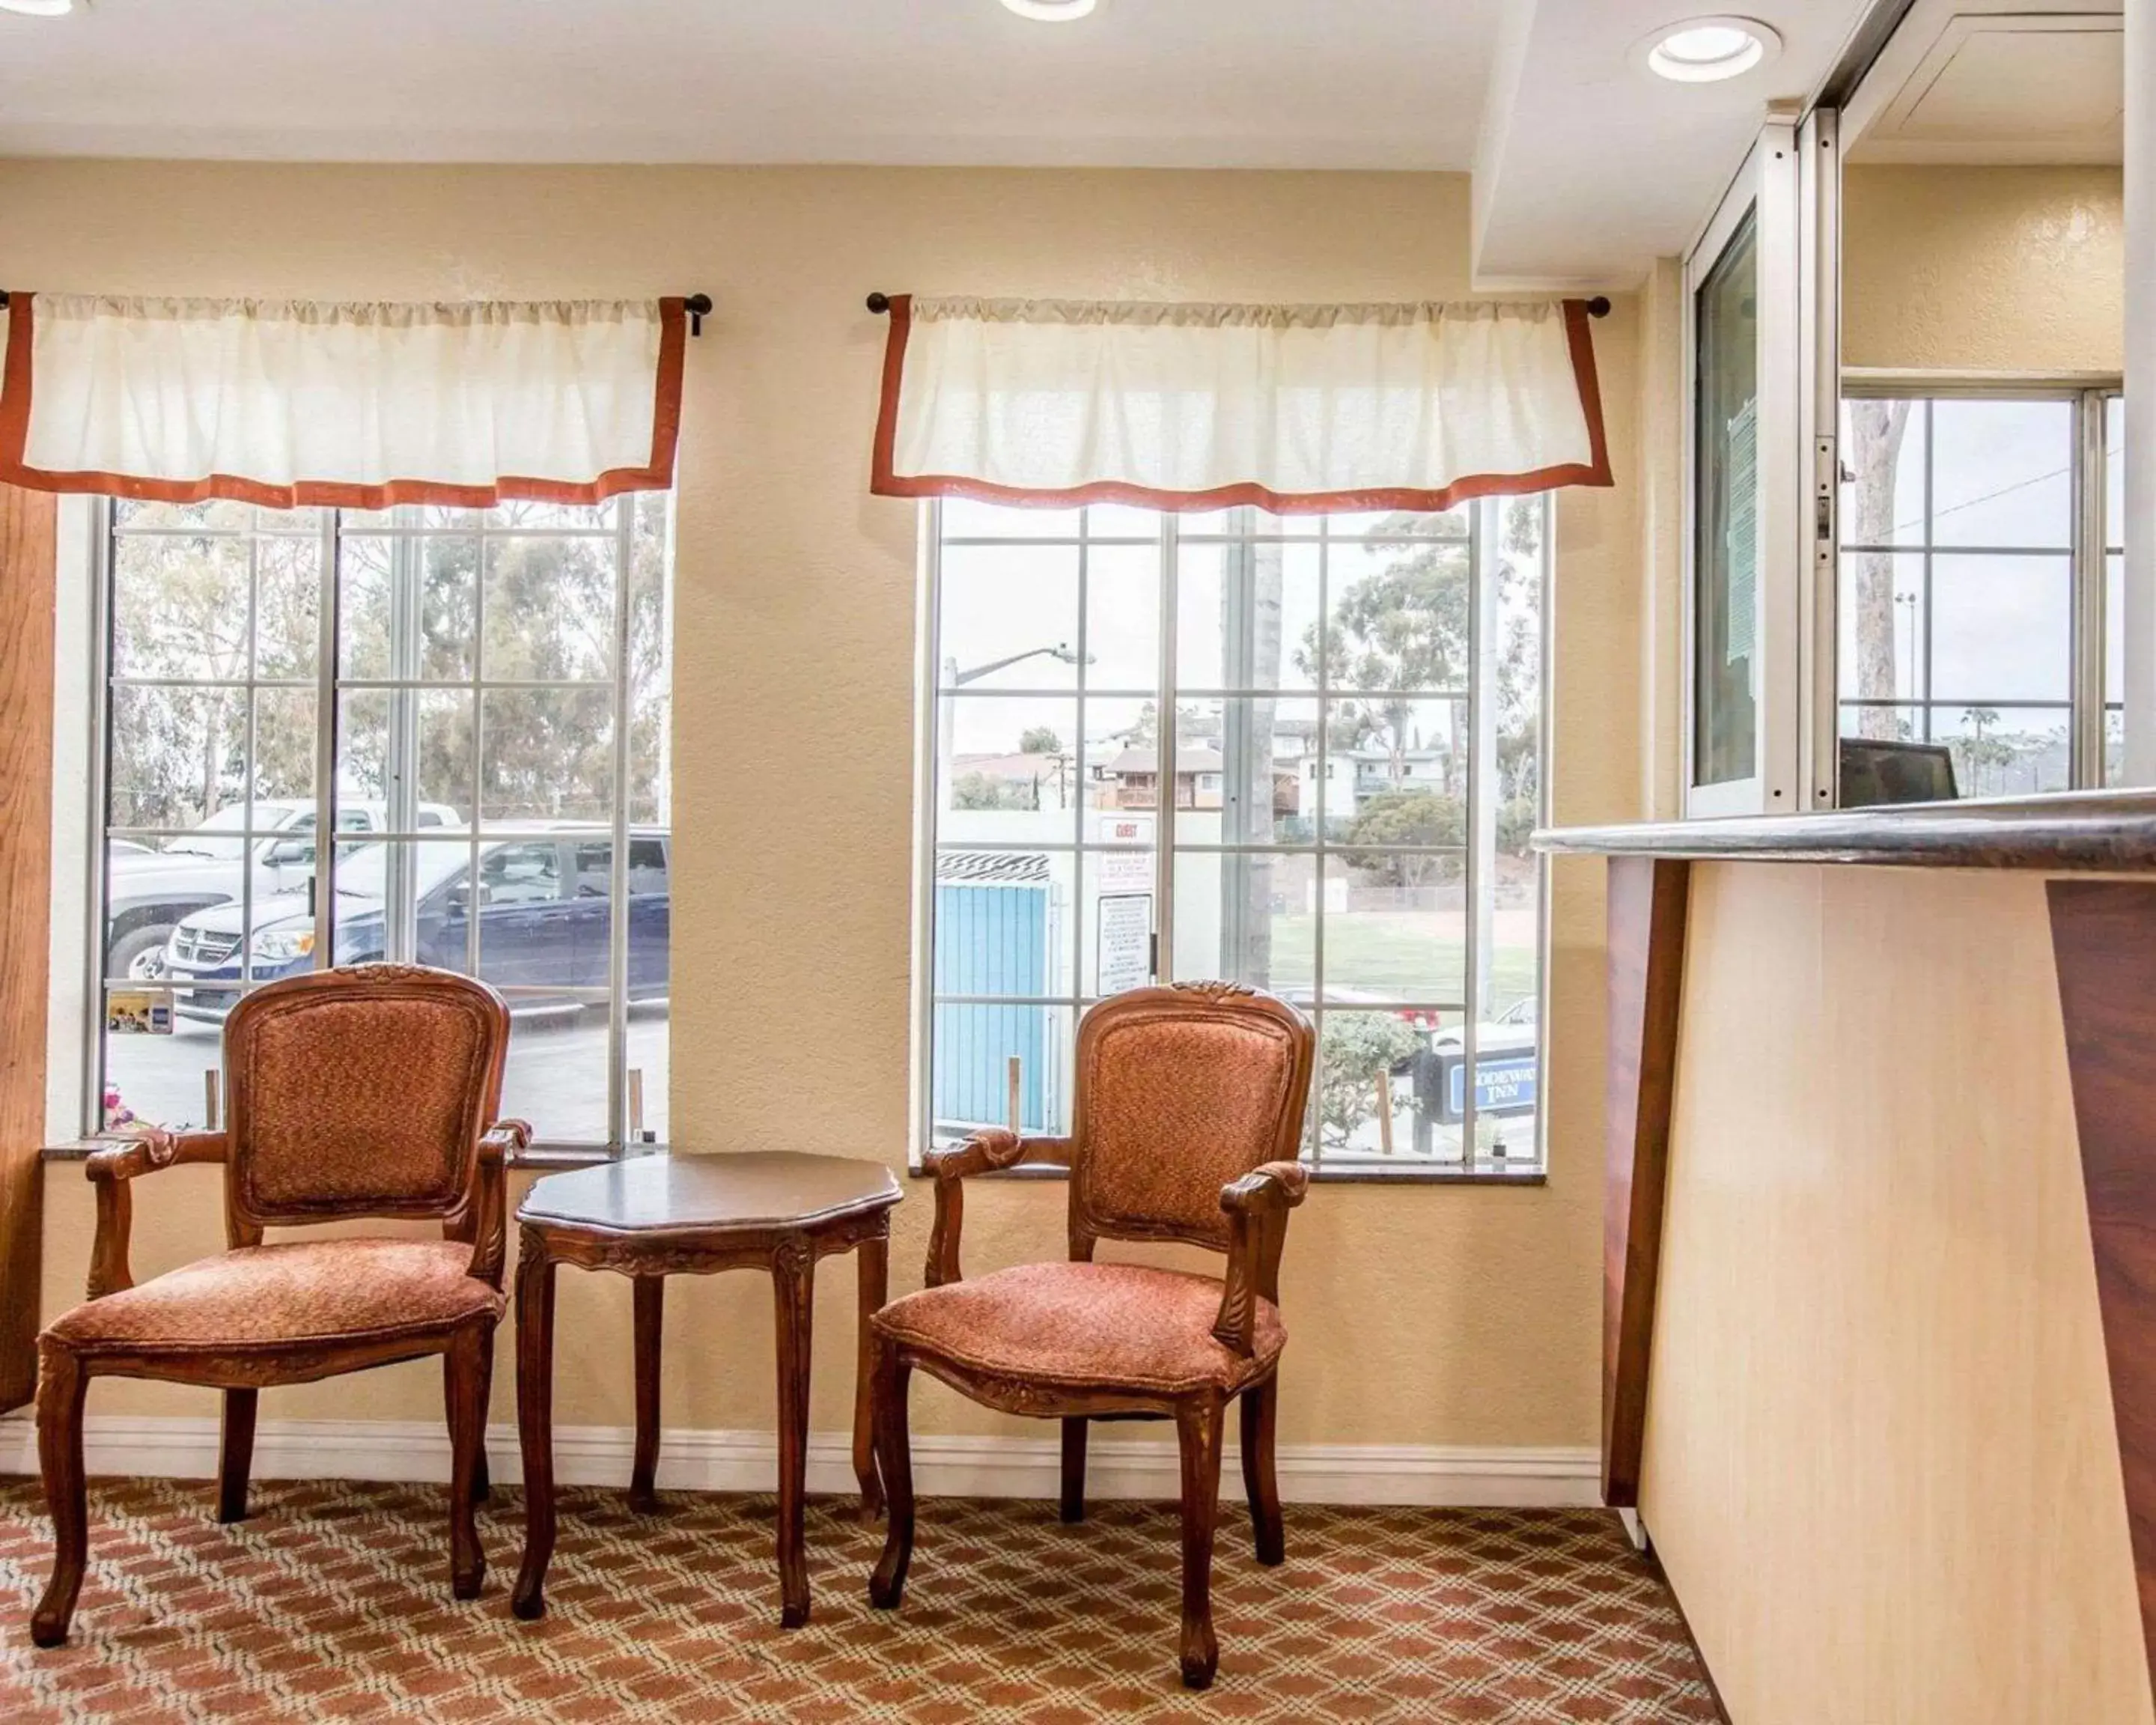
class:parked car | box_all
[156,827,671,1020]
[106,798,460,979]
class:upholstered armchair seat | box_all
[875,1262,1285,1397]
[43,1240,505,1360]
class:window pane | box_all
[2107,395,2125,551]
[627,491,674,827]
[337,530,478,683]
[253,532,323,681]
[337,688,475,821]
[937,696,1079,825]
[936,542,1080,690]
[1175,535,1320,691]
[110,529,252,680]
[108,685,247,829]
[1327,526,1471,695]
[1313,1009,1431,1163]
[1838,398,1925,550]
[1084,541,1160,692]
[1082,851,1157,997]
[931,1001,1073,1137]
[1933,705,2071,798]
[481,687,614,824]
[1930,398,2071,549]
[940,498,1082,539]
[934,848,1074,1000]
[1323,850,1466,1006]
[483,534,618,681]
[1693,206,1760,788]
[102,989,223,1133]
[1929,556,2071,702]
[1169,849,1315,997]
[1837,550,1923,706]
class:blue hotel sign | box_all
[1447,1054,1539,1119]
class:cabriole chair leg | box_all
[1240,1378,1284,1566]
[1175,1396,1227,1690]
[445,1325,489,1600]
[868,1337,915,1610]
[31,1346,91,1649]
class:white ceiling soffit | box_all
[1842,0,2123,165]
[0,0,1504,171]
[1471,0,1877,288]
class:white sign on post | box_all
[1096,893,1154,996]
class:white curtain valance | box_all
[0,294,686,508]
[871,294,1611,514]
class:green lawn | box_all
[1251,910,1538,1016]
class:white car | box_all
[106,799,459,979]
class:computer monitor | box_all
[1839,737,1958,809]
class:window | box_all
[918,496,1550,1178]
[94,495,673,1151]
[1837,389,2119,798]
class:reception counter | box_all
[1536,792,2156,1725]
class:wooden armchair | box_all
[31,964,530,1648]
[868,982,1316,1689]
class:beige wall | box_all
[7,162,1643,1453]
[1843,164,2124,375]
[1639,862,2150,1725]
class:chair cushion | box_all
[43,1239,502,1356]
[872,1261,1284,1395]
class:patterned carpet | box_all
[0,1479,1721,1722]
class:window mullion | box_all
[609,499,636,1152]
[313,509,341,967]
[2073,389,2111,785]
[1154,514,1178,985]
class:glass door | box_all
[1685,121,1803,817]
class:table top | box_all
[517,1151,901,1235]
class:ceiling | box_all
[1843,0,2124,164]
[0,0,1910,286]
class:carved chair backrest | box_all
[1066,984,1315,1261]
[219,964,511,1246]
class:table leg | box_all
[773,1237,815,1628]
[511,1232,558,1622]
[630,1276,664,1513]
[853,1230,888,1524]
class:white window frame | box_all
[907,495,1553,1183]
[1831,375,2122,793]
[82,495,672,1153]
[1683,119,1809,818]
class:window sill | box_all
[905,1160,1547,1187]
[41,1138,646,1172]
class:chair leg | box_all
[216,1388,258,1525]
[1059,1417,1088,1524]
[472,1326,495,1506]
[1175,1395,1227,1691]
[445,1326,487,1601]
[31,1346,90,1648]
[1240,1378,1284,1566]
[868,1335,914,1610]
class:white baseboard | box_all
[0,1413,1599,1509]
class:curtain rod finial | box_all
[867,292,892,315]
[1586,296,1611,318]
[683,293,712,336]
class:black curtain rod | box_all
[868,290,1611,318]
[0,289,713,327]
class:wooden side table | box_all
[508,1151,901,1628]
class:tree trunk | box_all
[1848,399,1914,740]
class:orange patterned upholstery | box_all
[875,1262,1284,1395]
[43,1241,504,1356]
[229,977,502,1220]
[1075,1006,1306,1250]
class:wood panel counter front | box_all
[1535,790,2156,1725]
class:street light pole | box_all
[936,642,1086,809]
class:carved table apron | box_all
[508,1151,902,1628]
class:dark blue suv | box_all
[156,827,671,1019]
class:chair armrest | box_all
[84,1129,228,1300]
[921,1130,1074,1288]
[1213,1160,1310,1354]
[465,1119,532,1285]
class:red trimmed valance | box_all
[0,293,687,509]
[871,293,1611,514]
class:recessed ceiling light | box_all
[0,0,76,14]
[1000,0,1097,21]
[1633,16,1781,83]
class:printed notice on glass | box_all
[1096,893,1154,996]
[1725,397,1758,667]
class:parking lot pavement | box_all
[103,1005,671,1146]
